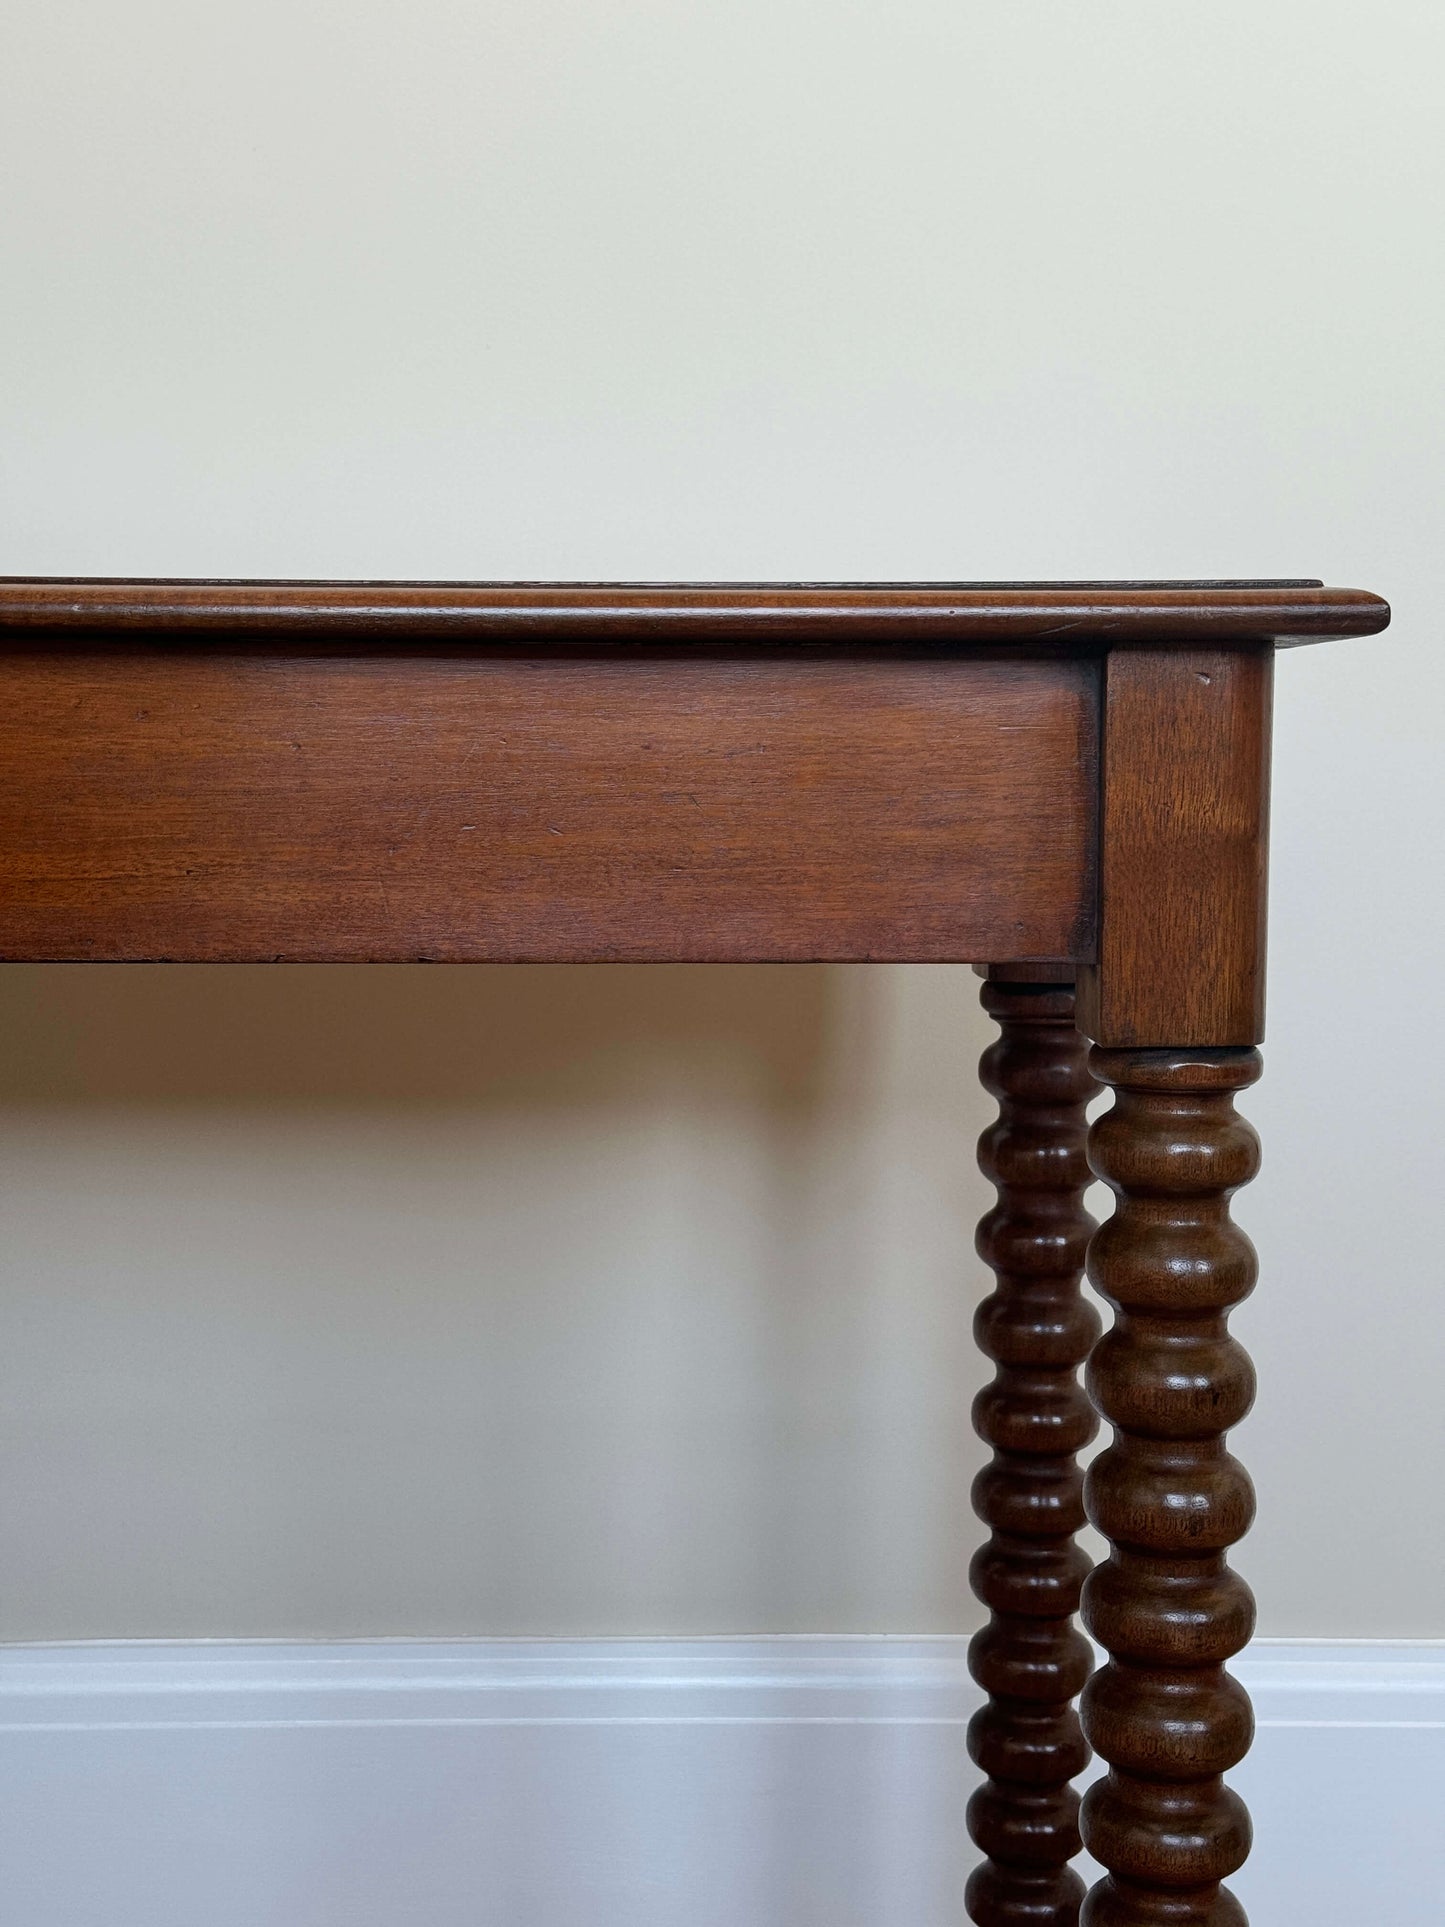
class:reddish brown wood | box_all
[968,978,1099,1927]
[1077,649,1273,1050]
[0,574,1392,1918]
[0,577,1389,648]
[1080,1048,1262,1927]
[0,648,1096,963]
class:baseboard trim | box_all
[1,1636,1441,1924]
[3,1633,1442,1729]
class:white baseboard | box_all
[1,1637,1441,1925]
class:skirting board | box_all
[0,1637,1441,1926]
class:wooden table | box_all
[0,576,1390,1926]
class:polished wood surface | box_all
[0,649,1095,963]
[0,577,1388,647]
[1081,1049,1262,1927]
[0,575,1390,1925]
[1078,650,1272,1049]
[968,978,1099,1927]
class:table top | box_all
[0,577,1390,647]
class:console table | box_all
[0,577,1390,1926]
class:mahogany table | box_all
[0,577,1390,1926]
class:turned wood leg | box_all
[1079,1048,1261,1927]
[967,976,1100,1927]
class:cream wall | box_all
[1,0,1441,1639]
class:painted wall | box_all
[1,0,1441,1639]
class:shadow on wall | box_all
[0,964,996,1638]
[0,962,841,1109]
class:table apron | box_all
[0,648,1099,965]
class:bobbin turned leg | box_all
[967,973,1100,1927]
[1074,641,1276,1925]
[1079,1049,1260,1927]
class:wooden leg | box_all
[1079,1048,1261,1927]
[967,976,1100,1926]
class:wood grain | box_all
[1077,649,1273,1049]
[0,648,1096,963]
[968,978,1099,1927]
[0,579,1389,648]
[1080,1048,1263,1927]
